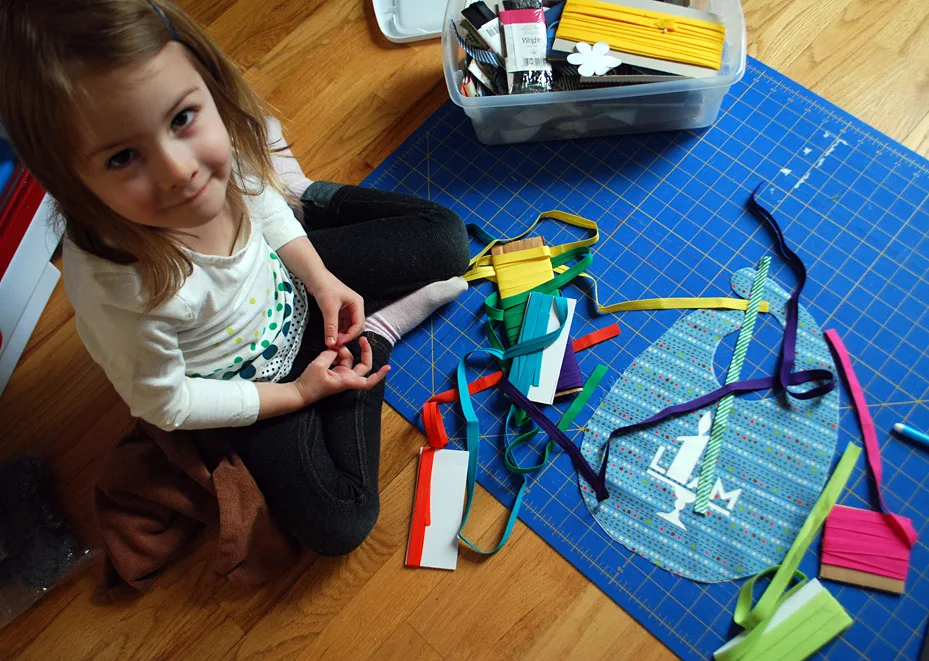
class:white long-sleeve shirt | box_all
[63,183,310,431]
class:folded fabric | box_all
[94,422,300,600]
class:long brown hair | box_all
[0,0,286,310]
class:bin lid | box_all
[373,0,444,43]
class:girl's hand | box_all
[293,337,389,406]
[307,270,365,348]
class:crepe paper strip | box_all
[406,447,435,568]
[421,323,621,449]
[823,329,918,548]
[821,506,911,589]
[748,184,835,401]
[713,443,861,661]
[693,255,770,514]
[456,350,610,554]
[556,0,726,69]
[714,578,852,661]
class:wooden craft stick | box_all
[491,236,545,256]
[820,563,906,594]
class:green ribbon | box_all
[715,443,861,661]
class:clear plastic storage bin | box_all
[442,0,746,145]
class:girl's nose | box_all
[155,141,199,191]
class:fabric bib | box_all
[580,268,839,582]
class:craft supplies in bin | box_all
[442,0,746,144]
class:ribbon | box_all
[693,255,770,514]
[749,185,835,400]
[555,0,727,70]
[818,329,917,582]
[421,324,621,449]
[406,447,436,568]
[466,210,771,352]
[715,442,861,661]
[821,506,912,581]
[450,19,505,69]
[456,349,611,553]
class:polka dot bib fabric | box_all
[580,268,839,583]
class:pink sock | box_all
[366,277,468,345]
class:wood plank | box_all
[744,0,854,74]
[780,0,929,144]
[0,318,122,450]
[242,10,444,183]
[224,455,509,660]
[222,465,425,660]
[521,583,673,661]
[11,541,243,661]
[367,622,443,661]
[206,0,323,70]
[905,111,929,157]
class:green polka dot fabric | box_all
[186,251,308,382]
[580,267,839,583]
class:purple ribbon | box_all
[556,341,585,392]
[497,185,836,503]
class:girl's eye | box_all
[171,108,196,131]
[106,148,137,170]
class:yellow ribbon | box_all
[466,210,770,315]
[555,0,726,70]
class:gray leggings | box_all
[226,183,469,555]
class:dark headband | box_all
[146,0,180,41]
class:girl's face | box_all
[75,42,233,232]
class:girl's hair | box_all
[0,0,286,310]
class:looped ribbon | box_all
[466,210,771,351]
[455,347,612,553]
[824,329,918,548]
[715,442,861,661]
[596,185,836,501]
[435,183,845,555]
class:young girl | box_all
[0,0,470,556]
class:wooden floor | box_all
[2,0,928,658]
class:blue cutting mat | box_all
[363,58,929,660]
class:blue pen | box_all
[893,423,929,451]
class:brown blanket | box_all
[94,422,300,600]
